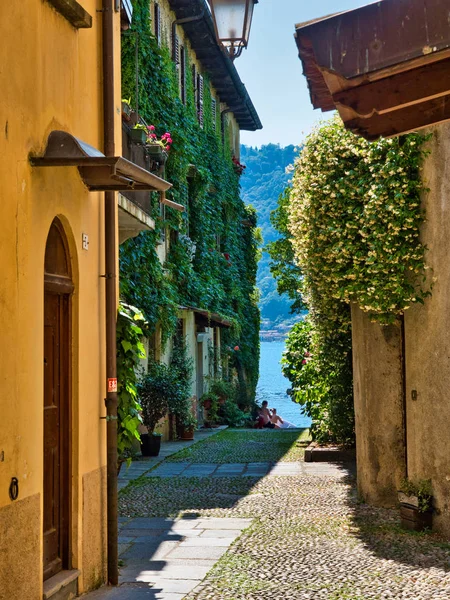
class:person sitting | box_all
[271,408,284,429]
[259,400,275,429]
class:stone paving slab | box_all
[81,584,186,599]
[118,427,227,490]
[147,460,348,479]
[84,516,251,600]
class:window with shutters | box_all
[180,45,186,104]
[211,98,217,132]
[154,2,161,46]
[197,74,204,128]
[171,23,180,67]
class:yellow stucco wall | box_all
[0,0,122,595]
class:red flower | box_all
[234,345,240,351]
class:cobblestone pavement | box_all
[94,430,450,599]
[165,429,309,464]
[118,427,228,491]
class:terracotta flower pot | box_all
[179,426,195,441]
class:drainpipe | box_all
[102,0,118,586]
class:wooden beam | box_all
[334,58,450,118]
[45,0,92,28]
[343,95,450,141]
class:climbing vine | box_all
[275,117,431,444]
[116,303,146,467]
[119,0,261,402]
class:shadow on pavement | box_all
[344,465,450,572]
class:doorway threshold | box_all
[43,569,80,600]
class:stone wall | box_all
[0,495,41,600]
[351,305,406,506]
[403,122,450,536]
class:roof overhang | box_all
[179,305,232,328]
[168,0,262,132]
[30,131,172,192]
[295,0,450,140]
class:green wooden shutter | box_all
[197,74,204,128]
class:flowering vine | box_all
[289,117,431,325]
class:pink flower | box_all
[234,346,240,351]
[148,125,155,131]
[166,145,171,151]
[302,359,307,364]
[304,352,310,357]
[167,137,173,144]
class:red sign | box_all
[108,378,118,393]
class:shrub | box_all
[221,399,246,428]
[137,362,178,433]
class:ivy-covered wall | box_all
[119,0,261,404]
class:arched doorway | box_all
[43,219,74,581]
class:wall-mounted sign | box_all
[108,378,118,393]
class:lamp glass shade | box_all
[209,0,255,48]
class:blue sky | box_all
[237,0,370,148]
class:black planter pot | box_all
[140,433,162,457]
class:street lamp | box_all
[209,0,258,61]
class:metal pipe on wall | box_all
[102,0,119,586]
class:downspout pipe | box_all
[102,0,119,586]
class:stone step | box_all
[43,569,80,600]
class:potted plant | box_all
[398,478,433,531]
[145,125,172,164]
[232,156,246,176]
[130,123,148,144]
[209,378,234,405]
[178,411,197,441]
[168,334,194,441]
[137,362,175,457]
[122,97,133,121]
[200,391,219,427]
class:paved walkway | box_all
[84,429,450,599]
[118,427,228,490]
[85,516,252,600]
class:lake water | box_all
[256,341,312,428]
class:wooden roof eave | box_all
[295,0,450,139]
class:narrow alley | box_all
[85,430,450,600]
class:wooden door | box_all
[43,220,73,581]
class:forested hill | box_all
[240,144,300,338]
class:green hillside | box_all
[240,144,301,336]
